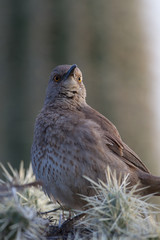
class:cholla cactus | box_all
[0,162,58,240]
[0,162,58,212]
[0,197,48,240]
[76,168,160,240]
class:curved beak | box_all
[64,64,77,80]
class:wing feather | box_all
[82,105,149,173]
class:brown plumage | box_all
[31,64,160,210]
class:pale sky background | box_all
[143,0,160,172]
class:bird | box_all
[31,64,160,210]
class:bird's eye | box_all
[78,76,82,83]
[54,75,61,82]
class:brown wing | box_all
[82,104,150,173]
[122,142,149,173]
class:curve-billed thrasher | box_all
[31,64,160,210]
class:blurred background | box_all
[0,0,160,178]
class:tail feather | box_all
[138,171,160,196]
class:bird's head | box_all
[45,64,86,106]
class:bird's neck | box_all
[44,96,86,111]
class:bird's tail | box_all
[138,171,160,196]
